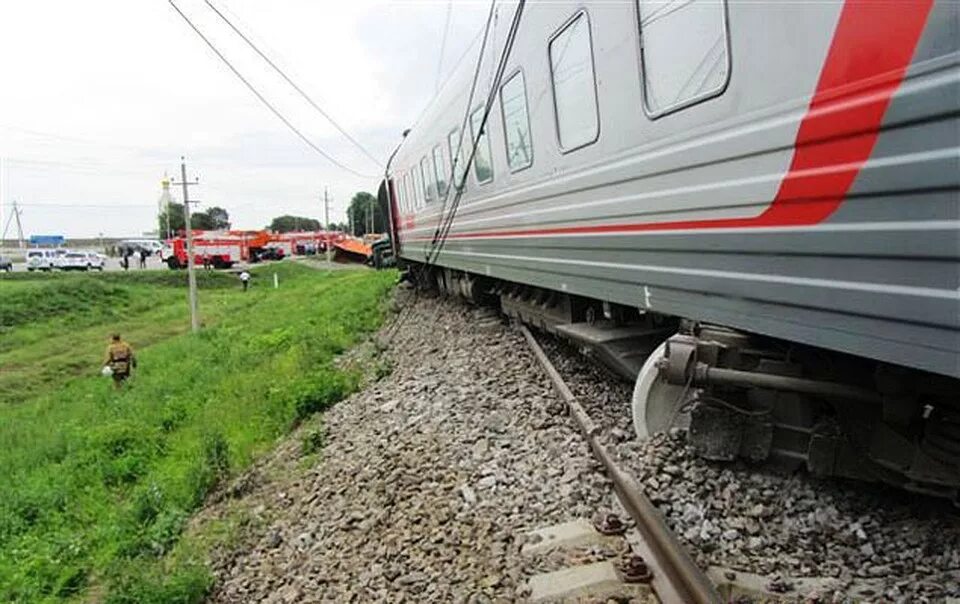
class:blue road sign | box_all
[29,235,65,246]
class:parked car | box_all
[60,251,105,271]
[86,251,106,270]
[52,248,69,269]
[255,246,285,262]
[0,255,12,272]
[26,249,57,271]
[60,251,90,271]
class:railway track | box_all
[208,291,959,602]
[520,324,722,604]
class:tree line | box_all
[158,191,387,237]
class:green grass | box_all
[0,264,396,602]
[0,271,238,406]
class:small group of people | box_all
[120,248,150,271]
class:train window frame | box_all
[499,68,534,173]
[396,173,405,213]
[548,10,601,154]
[413,166,423,208]
[447,127,467,192]
[469,105,495,185]
[432,143,449,202]
[636,0,732,119]
[420,156,436,204]
[404,173,412,212]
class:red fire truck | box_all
[165,232,241,269]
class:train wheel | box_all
[631,340,692,439]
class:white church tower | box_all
[157,173,176,239]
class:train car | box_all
[383,0,960,499]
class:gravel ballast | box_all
[538,334,960,602]
[206,289,960,603]
[209,293,615,602]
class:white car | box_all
[26,249,57,271]
[86,252,106,270]
[51,248,69,269]
[60,251,89,271]
[60,251,106,271]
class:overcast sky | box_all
[0,0,488,238]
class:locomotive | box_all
[381,0,960,500]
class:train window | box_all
[549,11,599,152]
[396,175,404,212]
[432,144,449,201]
[407,173,414,211]
[447,128,467,191]
[413,167,423,208]
[403,173,411,212]
[421,156,436,203]
[638,0,730,117]
[469,106,494,184]
[404,173,411,212]
[500,71,533,171]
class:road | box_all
[6,254,168,273]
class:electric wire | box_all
[381,0,500,344]
[384,0,526,344]
[428,0,525,267]
[428,0,499,262]
[201,0,384,169]
[435,0,453,95]
[167,0,377,179]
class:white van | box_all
[26,249,57,271]
[119,240,163,255]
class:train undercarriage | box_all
[406,262,960,503]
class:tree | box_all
[190,211,216,230]
[158,202,185,237]
[346,191,387,237]
[206,206,231,230]
[268,215,321,233]
[159,203,231,235]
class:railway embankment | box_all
[202,289,960,603]
[205,291,624,602]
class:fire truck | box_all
[165,232,241,269]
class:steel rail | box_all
[520,324,721,604]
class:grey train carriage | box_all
[381,0,960,500]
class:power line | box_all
[428,0,525,267]
[435,0,453,95]
[167,0,377,179]
[383,0,525,344]
[201,0,384,169]
[16,202,157,208]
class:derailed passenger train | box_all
[381,0,960,499]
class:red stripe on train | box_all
[407,0,933,241]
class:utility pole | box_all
[0,156,5,244]
[171,157,201,333]
[1,200,26,250]
[323,187,332,264]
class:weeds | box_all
[0,264,395,602]
[300,428,325,456]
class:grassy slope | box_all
[0,272,237,405]
[0,264,395,602]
